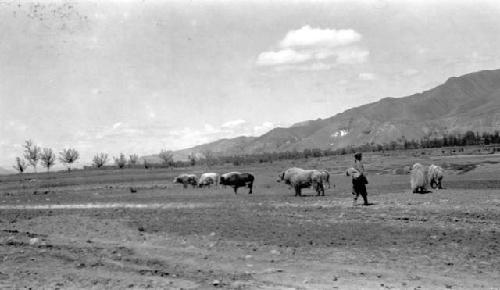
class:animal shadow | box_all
[412,189,432,194]
[353,202,376,206]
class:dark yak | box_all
[220,172,254,194]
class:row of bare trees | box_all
[91,153,140,169]
[13,140,79,173]
[91,153,141,169]
[13,139,181,173]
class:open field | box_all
[0,152,499,289]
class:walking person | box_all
[348,152,370,205]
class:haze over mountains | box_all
[170,69,500,160]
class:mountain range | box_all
[169,69,500,160]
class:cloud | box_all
[279,26,361,48]
[253,121,275,135]
[161,120,278,151]
[256,25,368,69]
[221,119,247,128]
[358,72,376,81]
[299,62,334,71]
[467,51,490,63]
[402,68,419,77]
[416,46,428,55]
[95,122,142,140]
[274,62,334,72]
[167,127,215,148]
[4,120,28,132]
[256,49,311,66]
[335,48,370,64]
[145,104,156,119]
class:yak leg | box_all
[248,182,253,194]
[314,182,323,196]
[233,186,238,194]
[294,185,301,197]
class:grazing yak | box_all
[220,172,254,194]
[278,168,324,197]
[276,167,303,186]
[410,163,428,193]
[173,174,198,188]
[198,172,220,188]
[220,172,235,188]
[428,164,444,189]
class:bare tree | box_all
[59,148,79,172]
[129,154,139,166]
[158,149,174,166]
[188,153,196,166]
[13,157,28,173]
[40,148,56,172]
[114,153,127,169]
[23,139,41,172]
[92,153,108,168]
[202,149,214,168]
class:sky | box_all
[1,0,500,170]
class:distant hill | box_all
[173,136,256,160]
[0,167,14,175]
[164,69,500,160]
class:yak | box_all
[198,172,220,188]
[220,172,254,194]
[410,163,428,193]
[278,167,324,196]
[173,174,198,189]
[428,164,444,189]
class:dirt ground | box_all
[0,153,499,289]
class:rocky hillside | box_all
[172,69,500,160]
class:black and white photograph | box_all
[0,0,499,288]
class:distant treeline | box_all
[412,130,500,148]
[170,130,500,168]
[79,130,500,170]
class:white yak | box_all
[410,163,428,193]
[278,167,324,196]
[428,164,444,189]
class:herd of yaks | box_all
[173,172,256,194]
[172,163,444,196]
[410,163,444,193]
[173,168,331,196]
